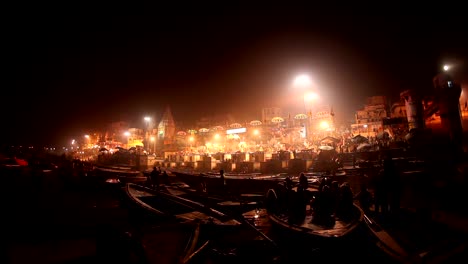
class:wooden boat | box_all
[171,170,287,196]
[96,221,209,264]
[125,183,281,262]
[161,182,263,217]
[93,166,147,184]
[124,183,241,229]
[264,185,364,244]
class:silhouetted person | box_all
[330,180,340,213]
[336,182,354,220]
[374,152,397,216]
[312,184,335,226]
[355,182,373,215]
[150,166,159,190]
[219,169,227,196]
[294,173,309,222]
[161,170,169,185]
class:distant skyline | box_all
[5,4,468,146]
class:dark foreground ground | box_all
[2,166,467,264]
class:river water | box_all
[3,165,466,264]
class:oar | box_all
[238,214,278,249]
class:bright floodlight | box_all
[443,65,450,71]
[304,92,319,102]
[144,116,151,122]
[293,74,312,88]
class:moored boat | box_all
[171,170,288,196]
[93,166,147,184]
[264,183,364,245]
[124,183,241,228]
[161,182,263,217]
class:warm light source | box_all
[319,121,329,130]
[304,91,319,102]
[293,74,312,88]
[443,65,450,71]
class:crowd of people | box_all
[148,166,169,190]
[271,150,402,226]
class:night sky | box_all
[5,3,468,146]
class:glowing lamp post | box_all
[293,73,319,140]
[150,136,156,155]
[188,136,194,151]
[143,116,151,152]
[124,131,131,149]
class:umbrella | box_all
[249,120,262,126]
[230,123,242,128]
[376,131,390,140]
[212,126,224,131]
[357,143,372,151]
[294,113,308,120]
[177,131,187,136]
[271,117,284,123]
[352,135,369,144]
[320,136,340,144]
[318,145,335,151]
[199,128,210,133]
[187,129,197,134]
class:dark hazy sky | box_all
[5,3,468,146]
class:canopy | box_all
[230,123,242,128]
[199,128,210,133]
[352,135,369,144]
[294,113,308,120]
[249,120,262,126]
[357,143,372,151]
[177,131,187,136]
[318,145,334,151]
[271,117,284,123]
[376,131,390,140]
[320,136,340,144]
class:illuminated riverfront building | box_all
[351,96,389,138]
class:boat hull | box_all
[172,170,286,196]
[265,187,364,245]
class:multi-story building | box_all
[351,96,389,138]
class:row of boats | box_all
[119,168,467,264]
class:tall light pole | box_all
[150,136,156,155]
[293,73,319,141]
[144,116,151,153]
[124,131,131,149]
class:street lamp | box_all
[124,131,131,148]
[143,116,151,152]
[150,136,156,155]
[188,136,194,150]
[293,73,320,141]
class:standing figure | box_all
[161,170,169,185]
[150,166,160,190]
[354,182,373,215]
[219,169,227,196]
